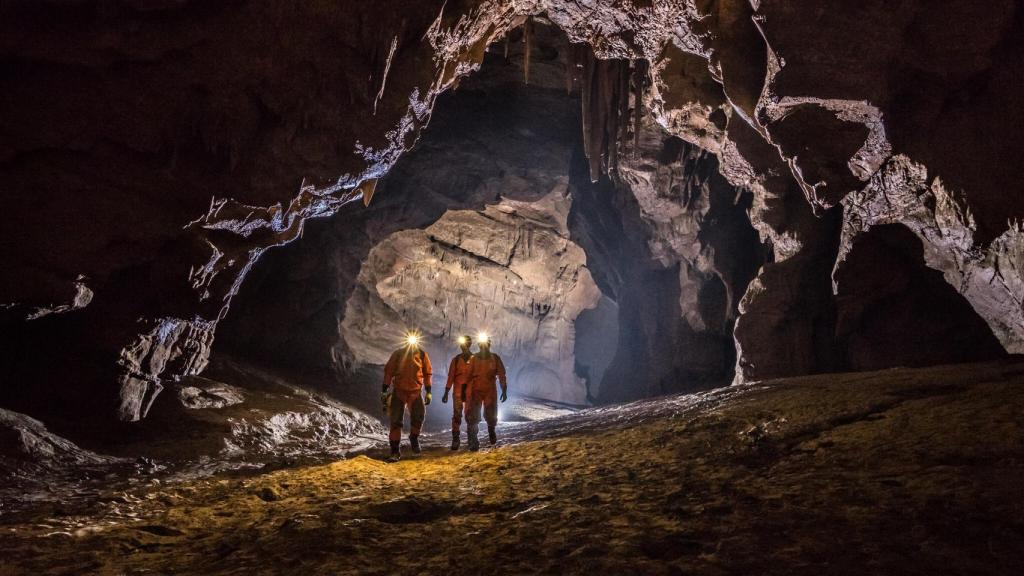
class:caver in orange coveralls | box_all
[465,344,507,451]
[443,339,475,451]
[382,344,432,461]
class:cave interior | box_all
[2,2,1024,574]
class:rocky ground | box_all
[2,360,1024,575]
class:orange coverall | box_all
[465,353,507,429]
[446,352,475,433]
[382,347,432,442]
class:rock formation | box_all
[343,186,600,404]
[220,21,760,409]
[1,1,1020,428]
[215,23,590,413]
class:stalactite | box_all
[618,61,631,147]
[632,60,648,159]
[523,18,532,85]
[578,47,650,181]
[602,60,618,171]
[580,47,594,179]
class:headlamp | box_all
[477,332,489,344]
[406,333,419,346]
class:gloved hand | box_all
[500,390,508,403]
[442,390,449,403]
[424,391,432,405]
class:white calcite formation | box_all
[342,183,600,404]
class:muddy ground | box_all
[2,360,1023,575]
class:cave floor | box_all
[3,361,1024,575]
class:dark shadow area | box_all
[573,295,619,402]
[834,224,1006,370]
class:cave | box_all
[2,2,1024,574]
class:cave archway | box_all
[214,21,764,421]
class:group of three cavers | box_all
[381,333,507,462]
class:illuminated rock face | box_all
[343,185,600,404]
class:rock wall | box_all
[569,124,765,402]
[639,1,1022,379]
[343,186,600,404]
[1,1,1020,426]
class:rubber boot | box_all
[468,428,480,452]
[410,434,421,455]
[387,440,401,462]
[488,426,497,446]
[450,431,460,451]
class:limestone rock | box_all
[176,379,245,410]
[0,408,119,469]
[342,185,600,404]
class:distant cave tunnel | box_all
[214,22,765,427]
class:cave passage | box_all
[3,4,1024,575]
[216,20,761,427]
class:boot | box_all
[488,426,497,446]
[410,434,421,455]
[468,428,480,452]
[450,431,460,451]
[387,440,401,462]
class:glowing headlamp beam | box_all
[477,332,489,344]
[405,333,419,346]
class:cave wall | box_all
[342,187,600,405]
[834,224,1005,371]
[642,1,1023,379]
[1,0,1021,426]
[568,130,764,403]
[1,0,496,423]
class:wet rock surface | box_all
[110,357,385,465]
[3,360,1023,575]
[0,409,129,511]
[0,356,387,517]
